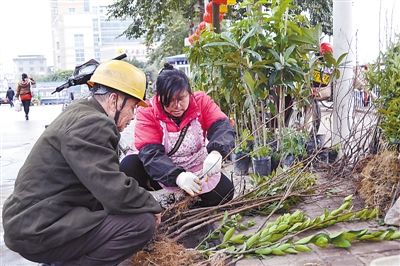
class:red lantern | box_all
[219,13,225,21]
[203,12,212,23]
[213,0,227,4]
[206,2,213,13]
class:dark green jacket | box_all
[2,98,162,255]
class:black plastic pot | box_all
[282,154,295,168]
[252,156,272,176]
[233,151,251,175]
[317,148,329,163]
[305,134,325,154]
[271,153,281,172]
[328,150,338,163]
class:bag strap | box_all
[167,124,189,156]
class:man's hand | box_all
[202,151,222,176]
[176,172,201,196]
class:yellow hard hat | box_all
[88,60,148,107]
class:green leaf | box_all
[294,244,312,252]
[343,195,353,202]
[271,248,286,255]
[243,48,262,61]
[223,227,236,243]
[203,41,237,48]
[243,71,255,90]
[246,232,261,249]
[288,222,302,232]
[389,231,400,240]
[229,233,245,244]
[314,235,329,248]
[332,238,351,248]
[336,53,349,65]
[285,247,299,254]
[295,234,314,245]
[284,45,296,60]
[240,26,259,47]
[277,243,291,251]
[255,247,272,255]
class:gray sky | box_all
[0,0,399,70]
[0,0,52,68]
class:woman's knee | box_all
[120,154,141,175]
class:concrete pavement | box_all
[1,104,62,266]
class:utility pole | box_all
[212,3,221,33]
[332,0,355,152]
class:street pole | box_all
[332,0,355,152]
[212,3,221,33]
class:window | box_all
[84,0,89,12]
[19,67,23,72]
[74,34,84,47]
[56,41,60,50]
[74,34,85,63]
[69,8,75,13]
[75,49,85,63]
[93,19,99,32]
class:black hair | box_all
[156,63,191,107]
[21,73,28,80]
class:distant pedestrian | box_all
[6,87,15,107]
[16,73,35,120]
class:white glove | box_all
[203,150,222,176]
[176,172,201,196]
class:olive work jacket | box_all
[2,98,162,255]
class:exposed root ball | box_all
[358,151,400,214]
[130,236,203,266]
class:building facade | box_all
[12,55,48,77]
[51,0,148,70]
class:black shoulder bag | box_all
[167,124,189,156]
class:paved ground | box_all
[1,104,399,266]
[1,104,62,266]
[233,174,400,266]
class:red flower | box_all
[320,42,333,55]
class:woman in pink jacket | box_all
[120,64,235,207]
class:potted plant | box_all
[305,134,326,155]
[328,144,340,163]
[232,129,253,175]
[280,128,307,167]
[250,145,272,176]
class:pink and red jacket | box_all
[134,91,235,187]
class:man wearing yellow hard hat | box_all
[2,60,162,265]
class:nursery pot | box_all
[317,148,329,163]
[328,150,338,163]
[232,151,251,175]
[305,134,325,154]
[282,154,295,168]
[252,156,272,176]
[271,153,280,172]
